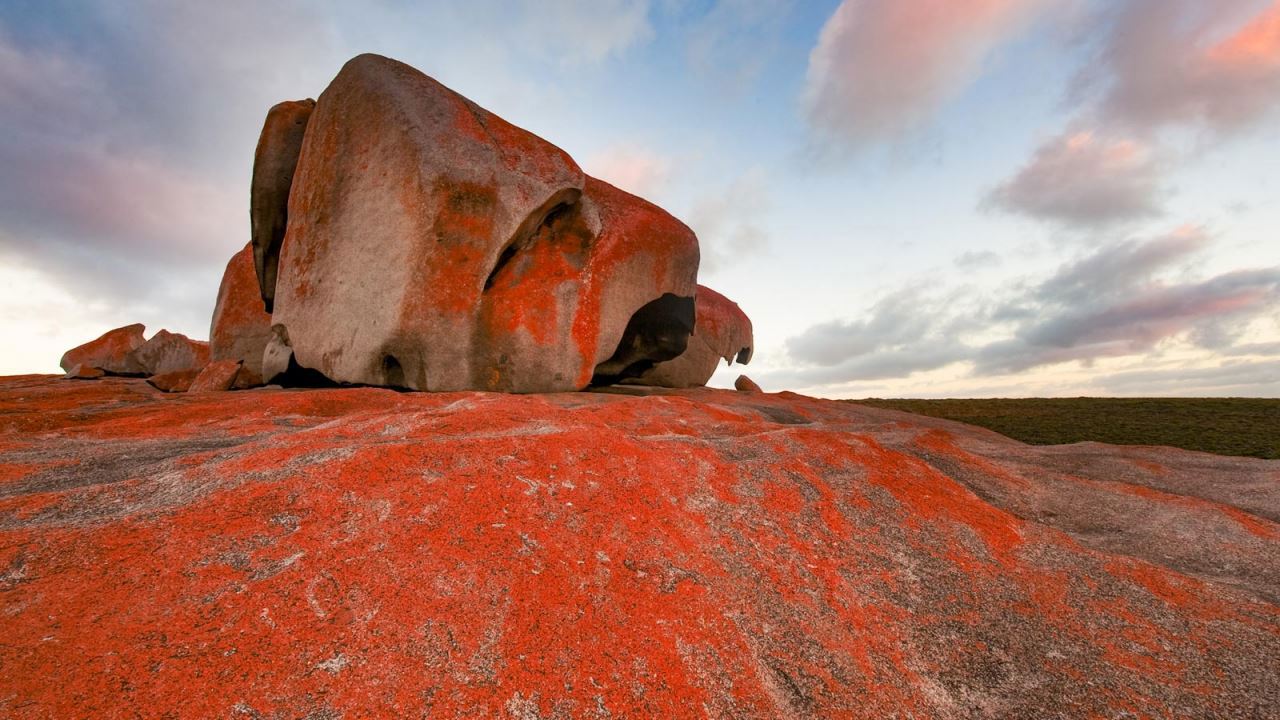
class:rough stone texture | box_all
[232,365,264,390]
[57,323,147,376]
[144,368,201,393]
[251,98,315,313]
[131,330,211,377]
[267,54,697,392]
[210,243,273,378]
[188,360,242,393]
[735,374,762,392]
[62,364,104,380]
[1,375,1276,718]
[633,285,753,388]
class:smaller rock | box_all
[188,360,242,393]
[735,375,762,393]
[59,324,147,375]
[63,364,105,380]
[147,369,202,393]
[210,242,273,378]
[232,366,264,390]
[130,330,211,376]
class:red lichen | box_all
[0,377,1276,718]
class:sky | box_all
[1,0,1278,397]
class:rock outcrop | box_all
[734,374,762,392]
[631,285,753,388]
[145,368,201,393]
[62,364,105,380]
[188,359,242,393]
[1,375,1276,718]
[58,323,147,376]
[251,98,315,314]
[209,243,272,379]
[259,54,701,392]
[131,329,211,377]
[61,54,751,394]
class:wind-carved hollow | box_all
[736,346,753,364]
[382,355,406,388]
[483,188,582,292]
[591,293,696,385]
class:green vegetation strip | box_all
[849,397,1280,460]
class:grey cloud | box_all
[1095,360,1280,396]
[954,250,1001,269]
[783,230,1280,387]
[984,131,1164,227]
[1033,228,1208,303]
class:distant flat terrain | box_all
[851,397,1280,459]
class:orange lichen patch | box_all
[1220,505,1280,541]
[1209,2,1280,67]
[1,377,1277,718]
[1127,457,1169,475]
[914,428,1031,490]
[857,433,1025,565]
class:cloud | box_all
[684,0,794,93]
[684,169,771,275]
[1030,226,1208,303]
[1087,0,1280,135]
[512,0,655,66]
[954,250,1002,269]
[986,2,1280,233]
[984,130,1164,227]
[802,0,1051,147]
[781,227,1280,387]
[1095,359,1280,396]
[583,144,673,199]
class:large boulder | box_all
[263,54,698,392]
[251,99,315,313]
[131,330,211,377]
[209,243,272,378]
[58,323,147,376]
[631,285,753,388]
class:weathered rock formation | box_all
[631,285,753,388]
[62,364,105,380]
[209,243,272,379]
[257,54,702,392]
[188,359,243,393]
[251,99,315,314]
[2,375,1277,717]
[60,53,750,394]
[130,329,210,377]
[145,368,201,393]
[59,324,212,383]
[58,323,147,376]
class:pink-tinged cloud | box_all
[582,144,673,199]
[1094,0,1280,133]
[985,129,1163,226]
[802,0,1050,146]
